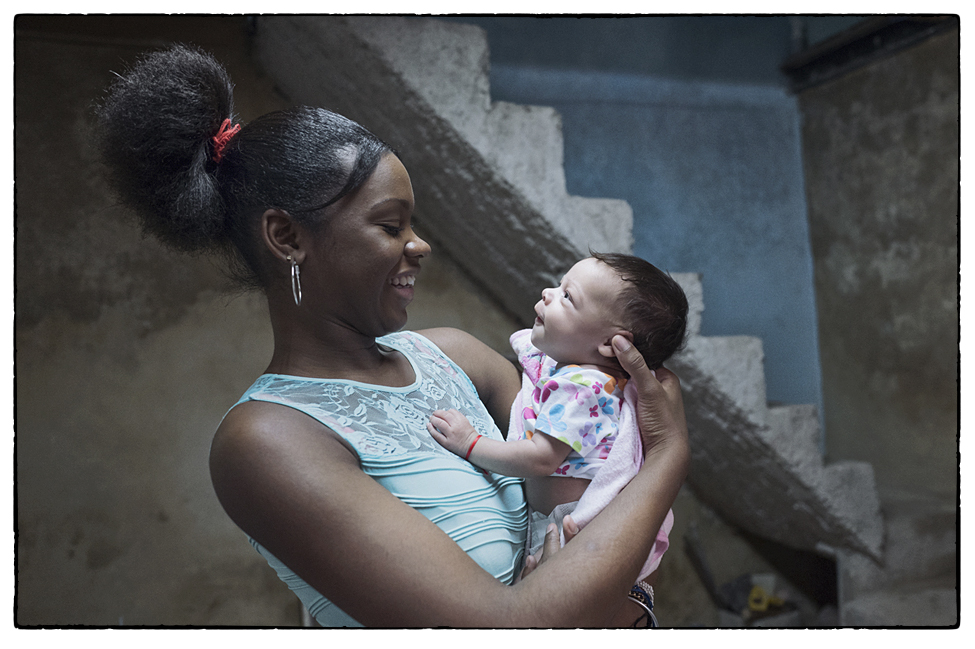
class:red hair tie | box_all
[211,118,241,163]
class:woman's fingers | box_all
[518,523,562,581]
[612,335,688,456]
[517,553,538,582]
[612,335,654,383]
[539,523,560,564]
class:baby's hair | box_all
[589,252,688,370]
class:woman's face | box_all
[301,153,431,337]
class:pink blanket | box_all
[568,379,674,579]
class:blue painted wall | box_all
[448,16,826,412]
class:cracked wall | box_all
[798,28,959,500]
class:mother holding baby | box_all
[95,44,689,627]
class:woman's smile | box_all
[389,271,417,303]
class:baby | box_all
[428,252,688,573]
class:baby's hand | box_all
[427,409,480,458]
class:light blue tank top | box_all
[231,331,527,626]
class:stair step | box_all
[763,404,821,470]
[836,491,957,625]
[815,462,884,559]
[840,587,958,626]
[348,15,633,256]
[675,335,768,427]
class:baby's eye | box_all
[562,290,572,302]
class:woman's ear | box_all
[261,208,304,263]
[598,330,633,358]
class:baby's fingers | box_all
[439,408,465,424]
[429,411,457,431]
[426,421,445,441]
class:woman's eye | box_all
[382,225,403,236]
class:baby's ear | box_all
[598,331,633,358]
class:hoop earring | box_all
[288,255,302,306]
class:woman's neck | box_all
[263,299,410,385]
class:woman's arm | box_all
[211,401,519,627]
[210,333,687,627]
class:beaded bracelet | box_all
[627,581,657,628]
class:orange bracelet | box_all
[464,435,483,461]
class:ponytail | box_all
[95,44,393,291]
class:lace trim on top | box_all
[237,331,505,458]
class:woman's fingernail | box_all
[613,335,631,351]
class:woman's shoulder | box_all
[216,399,309,450]
[408,327,475,354]
[219,397,296,430]
[214,399,356,464]
[409,327,498,374]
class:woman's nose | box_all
[405,232,431,258]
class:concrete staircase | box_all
[252,14,890,614]
[836,493,957,626]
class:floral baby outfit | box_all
[509,329,625,480]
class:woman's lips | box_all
[389,273,417,302]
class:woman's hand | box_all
[518,515,656,628]
[427,409,480,458]
[516,515,580,581]
[612,335,689,463]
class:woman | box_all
[94,44,689,627]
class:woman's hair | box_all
[590,251,688,370]
[93,44,392,289]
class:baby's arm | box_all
[428,409,572,477]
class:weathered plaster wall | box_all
[14,17,520,625]
[798,29,958,500]
[15,17,296,626]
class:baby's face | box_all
[530,258,625,366]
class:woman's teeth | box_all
[391,276,415,287]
